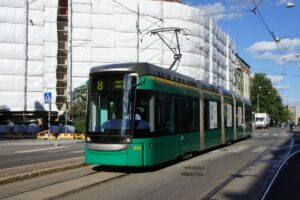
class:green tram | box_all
[85,63,252,166]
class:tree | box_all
[69,84,87,133]
[250,73,289,125]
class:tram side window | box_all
[225,104,233,128]
[204,100,219,130]
[155,92,174,134]
[175,96,199,132]
[245,106,252,125]
[237,106,243,126]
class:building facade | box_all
[0,0,249,122]
[235,54,251,99]
[288,105,299,125]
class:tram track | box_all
[0,171,98,199]
[0,167,127,200]
[260,131,296,200]
[1,129,292,200]
[47,173,128,200]
[202,129,291,200]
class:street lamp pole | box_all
[257,86,261,113]
[257,93,259,113]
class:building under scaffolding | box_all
[0,0,246,125]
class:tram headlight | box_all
[126,137,131,143]
[86,137,91,142]
[121,137,131,144]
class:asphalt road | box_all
[262,130,300,200]
[57,128,289,200]
[0,128,292,200]
[0,139,84,169]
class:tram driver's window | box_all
[135,90,155,132]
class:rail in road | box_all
[0,128,295,200]
[0,166,128,200]
[261,130,300,200]
[201,128,289,200]
[203,128,299,200]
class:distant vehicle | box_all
[255,113,270,128]
[289,120,295,132]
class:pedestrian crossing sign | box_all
[44,92,52,103]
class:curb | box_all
[0,157,87,185]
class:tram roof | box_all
[90,62,198,86]
[90,63,237,97]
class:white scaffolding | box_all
[0,0,237,113]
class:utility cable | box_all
[93,0,165,30]
[187,6,252,18]
[280,33,300,39]
[251,68,300,77]
[251,0,277,42]
[251,0,264,12]
[111,0,163,21]
[250,0,290,79]
[139,38,161,52]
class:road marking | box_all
[252,146,268,153]
[253,133,259,136]
[263,133,269,136]
[228,145,249,153]
[68,150,85,154]
[15,146,67,154]
[272,133,279,136]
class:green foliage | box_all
[69,84,87,133]
[72,118,86,133]
[250,73,289,124]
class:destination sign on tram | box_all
[92,76,124,92]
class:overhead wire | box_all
[111,0,164,21]
[94,0,226,59]
[87,0,299,76]
[252,68,300,77]
[252,0,264,10]
[250,0,300,73]
[280,33,300,39]
[93,0,165,31]
[251,0,277,42]
[250,0,290,79]
[194,9,252,17]
[139,38,161,52]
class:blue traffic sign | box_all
[44,92,52,103]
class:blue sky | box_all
[183,0,300,109]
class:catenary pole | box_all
[24,0,29,121]
[136,3,140,63]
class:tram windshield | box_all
[87,74,137,139]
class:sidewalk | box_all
[0,157,86,185]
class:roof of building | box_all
[235,53,251,69]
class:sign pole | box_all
[48,102,51,144]
[44,92,52,144]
